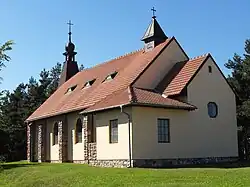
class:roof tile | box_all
[163,54,209,96]
[83,87,196,113]
[131,87,196,110]
[26,39,172,122]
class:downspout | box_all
[120,105,132,168]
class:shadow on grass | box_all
[0,162,39,171]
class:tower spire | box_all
[64,20,77,62]
[141,8,168,52]
[59,20,79,87]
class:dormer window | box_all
[103,71,118,82]
[83,79,96,89]
[65,85,77,94]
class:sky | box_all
[1,0,249,91]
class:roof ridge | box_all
[133,87,156,92]
[114,48,143,60]
[83,48,144,71]
[189,53,210,60]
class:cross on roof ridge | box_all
[67,20,73,43]
[151,7,156,18]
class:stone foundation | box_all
[73,159,130,168]
[27,124,31,162]
[37,124,46,163]
[73,160,88,164]
[27,123,36,162]
[58,120,68,162]
[47,156,238,168]
[132,157,239,168]
[83,115,88,160]
[50,160,62,163]
[87,143,97,160]
[89,160,130,168]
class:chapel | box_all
[26,10,238,167]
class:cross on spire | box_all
[151,7,156,18]
[67,20,73,43]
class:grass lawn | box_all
[0,162,250,187]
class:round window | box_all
[207,102,218,118]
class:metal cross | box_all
[151,7,156,18]
[67,20,73,42]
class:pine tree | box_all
[0,62,62,161]
[47,62,62,95]
[225,39,250,160]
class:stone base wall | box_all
[27,124,31,162]
[46,156,238,168]
[37,124,46,163]
[50,160,63,163]
[73,160,88,164]
[72,159,130,168]
[132,157,239,168]
[89,160,130,168]
[87,143,97,160]
[58,120,68,162]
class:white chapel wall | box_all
[186,56,238,157]
[132,57,238,159]
[134,39,188,89]
[67,112,85,161]
[132,106,192,159]
[95,108,132,160]
[46,116,61,161]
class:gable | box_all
[163,54,237,98]
[187,56,236,101]
[133,38,189,90]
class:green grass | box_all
[1,162,250,187]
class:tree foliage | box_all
[0,40,14,69]
[225,39,250,160]
[0,63,62,161]
[79,64,84,71]
[0,40,14,82]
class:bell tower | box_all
[58,20,79,87]
[141,8,168,52]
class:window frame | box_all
[83,79,96,89]
[65,85,77,94]
[157,118,170,143]
[53,122,59,145]
[208,65,212,73]
[75,118,83,144]
[103,71,118,83]
[109,119,118,144]
[207,102,218,118]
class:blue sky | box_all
[1,0,249,91]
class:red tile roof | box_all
[82,88,131,113]
[26,37,210,122]
[131,87,196,110]
[163,54,209,96]
[26,38,173,122]
[83,87,196,113]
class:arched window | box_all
[53,122,58,145]
[75,118,82,143]
[207,102,218,118]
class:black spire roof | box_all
[141,16,168,42]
